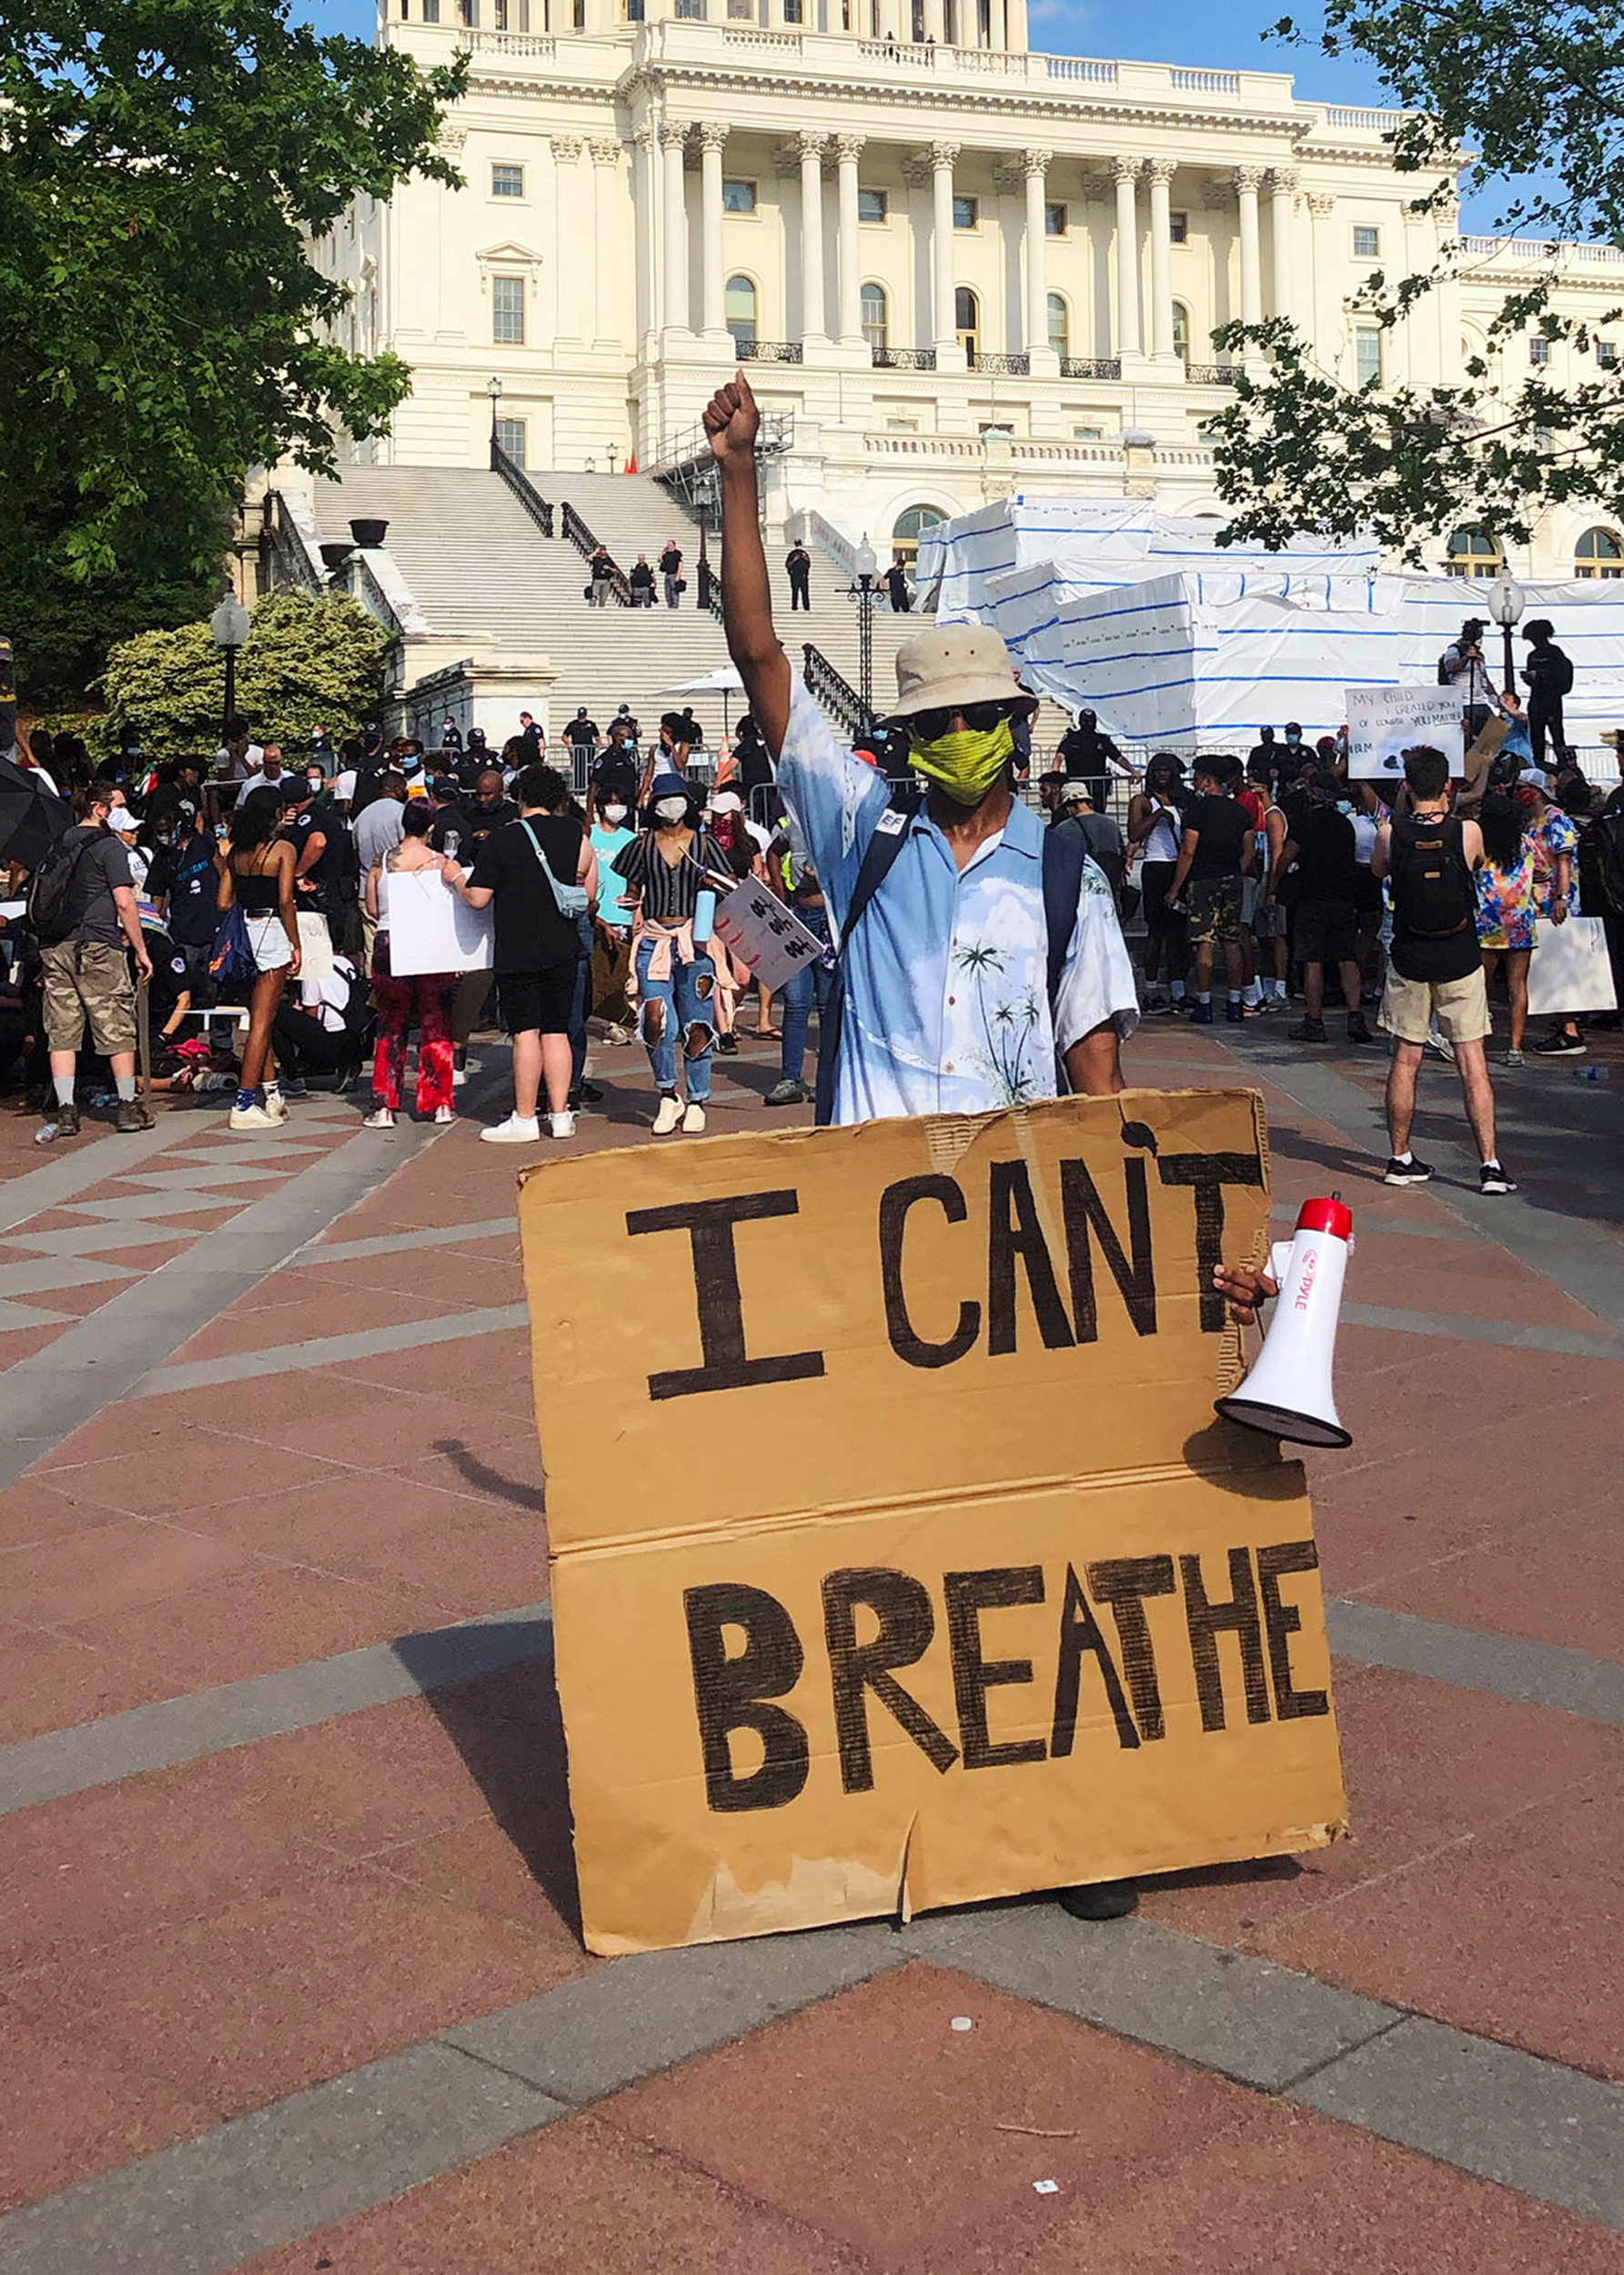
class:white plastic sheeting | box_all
[916,499,1380,628]
[963,562,1624,760]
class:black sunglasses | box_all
[908,700,1016,741]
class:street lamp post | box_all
[208,595,251,747]
[1487,569,1526,694]
[487,376,503,460]
[848,536,879,725]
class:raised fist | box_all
[702,371,761,462]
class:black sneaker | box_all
[1384,1153,1434,1186]
[115,1097,156,1134]
[716,1032,740,1056]
[1057,1879,1140,1921]
[765,1077,809,1107]
[1347,1012,1374,1045]
[1530,1031,1586,1057]
[577,1080,605,1104]
[1289,1016,1327,1043]
[1479,1161,1518,1195]
[35,1101,80,1143]
[1225,999,1246,1025]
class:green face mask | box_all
[908,719,1015,806]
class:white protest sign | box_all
[1345,686,1464,780]
[385,868,493,977]
[296,912,334,985]
[711,879,827,992]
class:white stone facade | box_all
[318,1,1624,580]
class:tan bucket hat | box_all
[886,622,1037,723]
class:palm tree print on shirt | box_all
[955,941,1044,1107]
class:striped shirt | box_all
[612,829,730,924]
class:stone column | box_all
[1023,149,1053,367]
[661,122,691,336]
[1112,154,1142,359]
[1005,0,1027,47]
[699,123,729,339]
[552,136,583,341]
[932,140,961,361]
[631,126,656,347]
[1145,157,1177,361]
[798,130,828,342]
[1236,164,1264,329]
[835,132,865,348]
[1267,167,1296,323]
[590,139,621,351]
[923,0,945,40]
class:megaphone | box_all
[1215,1197,1353,1451]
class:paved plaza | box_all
[2,1015,1622,2274]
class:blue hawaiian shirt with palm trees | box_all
[777,677,1137,1126]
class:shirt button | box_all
[947,995,955,1006]
[943,1061,953,1072]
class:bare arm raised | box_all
[703,372,792,759]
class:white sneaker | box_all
[262,1092,289,1124]
[681,1102,706,1135]
[432,1105,455,1124]
[549,1109,576,1139]
[227,1103,277,1132]
[1424,1027,1456,1063]
[363,1107,396,1129]
[480,1113,542,1145]
[651,1095,683,1136]
[452,1067,468,1088]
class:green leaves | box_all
[1210,0,1624,551]
[100,588,390,760]
[1,0,464,699]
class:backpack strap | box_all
[833,805,910,961]
[1042,819,1088,1001]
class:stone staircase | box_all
[314,465,923,753]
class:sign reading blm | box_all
[519,1089,1348,1956]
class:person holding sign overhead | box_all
[703,367,1138,1130]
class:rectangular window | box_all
[675,0,705,16]
[1599,339,1619,369]
[1528,335,1550,366]
[491,275,526,345]
[782,0,802,20]
[858,187,888,224]
[1353,224,1381,259]
[491,163,525,199]
[885,417,919,430]
[420,0,440,17]
[728,0,751,12]
[953,194,978,230]
[979,420,1014,437]
[1354,324,1382,387]
[1072,425,1104,440]
[722,178,757,215]
[458,0,478,21]
[494,418,527,468]
[572,0,584,21]
[1044,201,1067,238]
[1168,210,1188,244]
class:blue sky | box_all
[298,0,1513,229]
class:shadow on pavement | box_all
[394,1616,583,1944]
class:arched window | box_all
[955,286,980,359]
[893,502,947,568]
[1046,292,1069,360]
[725,275,757,351]
[1171,300,1190,363]
[1575,526,1624,579]
[861,282,889,355]
[1445,526,1502,578]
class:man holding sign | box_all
[704,371,1137,1126]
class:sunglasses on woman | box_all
[908,700,1017,741]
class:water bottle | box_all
[1573,1065,1610,1083]
[441,829,459,861]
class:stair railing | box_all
[560,500,632,605]
[802,642,873,738]
[489,439,555,538]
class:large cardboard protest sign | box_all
[385,867,494,977]
[1345,684,1464,778]
[519,1090,1348,1956]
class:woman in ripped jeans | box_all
[610,771,733,1136]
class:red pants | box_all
[371,938,455,1113]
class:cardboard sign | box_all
[1345,684,1466,779]
[1528,915,1619,1016]
[711,880,828,991]
[296,912,334,985]
[519,1089,1348,1956]
[384,867,493,977]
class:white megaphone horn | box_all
[1215,1196,1354,1451]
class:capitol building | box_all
[312,0,1624,589]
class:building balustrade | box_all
[734,339,804,363]
[970,351,1031,375]
[1185,361,1243,385]
[872,346,937,369]
[1059,356,1122,379]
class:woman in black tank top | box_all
[218,798,301,1130]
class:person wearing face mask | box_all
[704,370,1137,1129]
[610,774,732,1134]
[588,792,638,1046]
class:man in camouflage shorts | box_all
[37,784,155,1141]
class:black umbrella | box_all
[0,755,73,872]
